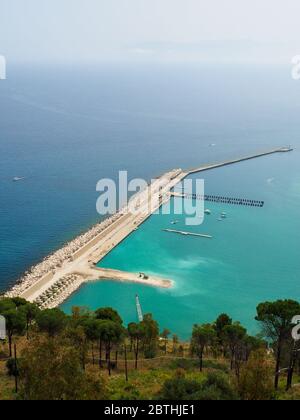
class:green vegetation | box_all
[0,297,299,400]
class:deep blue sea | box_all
[1,63,300,338]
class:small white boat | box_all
[171,220,179,225]
[13,177,25,182]
[220,212,227,219]
[205,209,211,215]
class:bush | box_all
[144,346,157,359]
[169,358,228,372]
[158,370,202,400]
[18,335,107,400]
[195,372,239,401]
[158,371,238,401]
[114,384,142,400]
[169,359,199,371]
[237,350,275,401]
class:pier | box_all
[187,147,293,175]
[136,295,144,322]
[163,229,213,239]
[7,146,293,307]
[172,192,265,208]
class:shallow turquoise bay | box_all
[62,150,300,339]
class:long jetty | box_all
[187,146,293,175]
[6,146,293,307]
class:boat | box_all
[204,209,211,215]
[171,220,179,225]
[220,212,227,219]
[13,177,25,182]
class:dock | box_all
[136,295,144,322]
[172,192,265,208]
[163,229,213,239]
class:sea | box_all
[1,62,300,339]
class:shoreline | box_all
[5,211,125,298]
[6,168,185,306]
[5,147,292,308]
[35,268,173,310]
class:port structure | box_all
[136,294,144,322]
[172,192,265,208]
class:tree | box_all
[256,300,300,390]
[215,314,232,336]
[95,307,123,325]
[18,335,107,400]
[172,334,179,354]
[70,306,92,328]
[237,350,274,400]
[161,329,171,355]
[83,318,102,365]
[6,357,19,377]
[215,313,232,355]
[128,322,145,369]
[141,314,159,358]
[98,320,124,375]
[244,335,266,361]
[67,326,89,370]
[286,340,300,391]
[20,303,40,339]
[11,297,28,308]
[36,308,67,337]
[191,324,216,371]
[223,323,247,373]
[178,345,184,358]
[0,298,18,313]
[94,308,123,371]
[3,309,26,356]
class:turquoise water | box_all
[1,64,300,339]
[62,149,300,339]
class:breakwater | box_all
[5,147,293,308]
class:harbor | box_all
[5,146,293,308]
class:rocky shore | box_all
[5,212,124,299]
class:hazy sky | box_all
[1,0,299,63]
